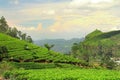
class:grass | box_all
[4,68,120,80]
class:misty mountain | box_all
[34,38,84,54]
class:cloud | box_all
[10,0,19,5]
[91,0,113,3]
[15,24,43,32]
[68,11,120,26]
[16,11,119,40]
[37,23,43,30]
[69,0,117,10]
[1,0,120,40]
[5,0,120,24]
[18,2,67,17]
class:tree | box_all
[81,45,90,63]
[21,33,27,40]
[44,44,54,51]
[0,16,33,43]
[0,46,8,61]
[100,49,115,69]
[6,27,18,38]
[26,36,33,43]
[83,53,90,63]
[18,31,22,40]
[6,27,12,36]
[0,16,9,33]
[71,43,79,58]
[11,27,18,38]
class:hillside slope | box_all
[73,30,120,63]
[0,33,82,64]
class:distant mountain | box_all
[34,38,84,54]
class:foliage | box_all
[71,29,120,69]
[71,43,79,58]
[44,43,54,51]
[0,61,15,76]
[3,70,28,80]
[0,16,33,43]
[11,62,79,69]
[0,16,9,33]
[6,68,120,80]
[0,46,8,61]
[101,55,116,69]
[26,36,33,43]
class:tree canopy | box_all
[0,16,33,43]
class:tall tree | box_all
[6,27,18,38]
[11,27,18,38]
[0,16,33,42]
[0,16,9,33]
[21,33,27,40]
[71,43,79,58]
[18,31,22,39]
[6,27,12,36]
[26,36,33,43]
[72,43,78,52]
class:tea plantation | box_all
[4,68,120,80]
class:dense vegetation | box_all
[71,29,120,69]
[0,16,33,43]
[3,68,120,80]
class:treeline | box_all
[0,16,33,43]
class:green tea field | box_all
[4,68,120,80]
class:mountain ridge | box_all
[34,38,84,54]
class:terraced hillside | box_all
[0,33,83,65]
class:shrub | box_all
[0,61,15,76]
[3,71,28,80]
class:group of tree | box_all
[71,30,119,69]
[0,16,33,43]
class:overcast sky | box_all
[0,0,120,40]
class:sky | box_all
[0,0,120,40]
